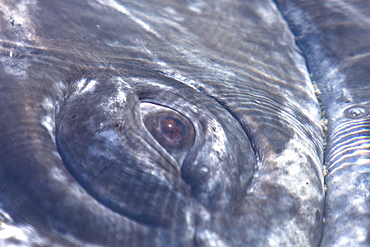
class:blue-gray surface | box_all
[0,0,368,246]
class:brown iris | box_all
[160,116,185,141]
[143,110,195,151]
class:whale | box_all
[0,0,368,246]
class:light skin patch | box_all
[39,97,57,142]
[0,52,29,77]
[48,164,89,202]
[41,115,55,142]
[104,77,131,114]
[0,215,101,247]
[334,227,368,246]
[208,119,228,155]
[187,1,207,14]
[95,0,161,38]
[197,229,228,247]
[73,79,97,97]
[80,80,97,95]
[0,0,37,41]
[256,3,279,26]
[0,222,29,244]
[274,135,322,194]
[163,6,184,22]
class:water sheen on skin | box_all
[0,0,331,246]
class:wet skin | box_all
[0,0,368,246]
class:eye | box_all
[159,116,186,141]
[140,103,195,152]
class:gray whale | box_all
[0,0,368,246]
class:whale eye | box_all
[159,116,185,141]
[141,103,195,152]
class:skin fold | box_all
[275,1,370,246]
[0,0,367,246]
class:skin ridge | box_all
[275,1,370,246]
[6,0,370,246]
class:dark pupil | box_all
[159,117,184,140]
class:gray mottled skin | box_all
[275,1,370,246]
[0,0,367,246]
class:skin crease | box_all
[275,1,370,246]
[0,0,368,246]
